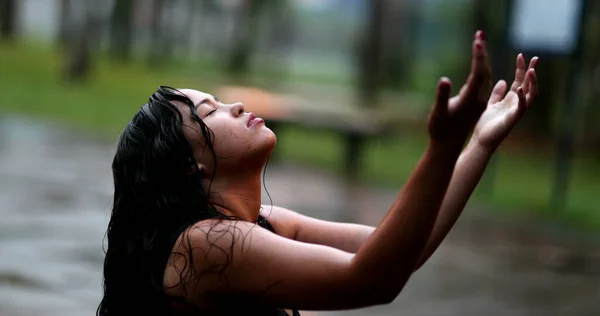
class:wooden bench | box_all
[216,86,418,182]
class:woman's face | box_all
[176,89,276,176]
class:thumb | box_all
[434,77,452,115]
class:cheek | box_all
[209,121,254,158]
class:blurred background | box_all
[0,0,599,315]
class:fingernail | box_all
[478,30,485,40]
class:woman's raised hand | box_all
[471,54,539,150]
[428,31,492,147]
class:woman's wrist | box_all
[428,137,465,158]
[425,139,464,167]
[465,136,498,158]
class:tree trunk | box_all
[64,23,92,82]
[63,1,95,82]
[473,0,512,81]
[182,0,198,55]
[355,0,384,107]
[580,0,600,150]
[109,0,134,61]
[148,0,172,65]
[265,0,294,54]
[524,59,562,136]
[262,0,294,83]
[0,0,17,41]
[57,0,71,46]
[225,0,265,77]
[380,0,420,90]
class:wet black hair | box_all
[96,86,240,315]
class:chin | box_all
[261,134,277,159]
[267,131,277,147]
[261,127,277,149]
[243,129,276,165]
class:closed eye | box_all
[206,109,217,116]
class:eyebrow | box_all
[194,96,220,108]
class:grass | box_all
[0,42,225,135]
[1,41,599,231]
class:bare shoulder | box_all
[165,218,367,310]
[164,219,279,304]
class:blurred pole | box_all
[109,0,134,61]
[0,0,17,41]
[550,0,590,211]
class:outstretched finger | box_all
[507,87,528,124]
[480,32,494,97]
[488,80,507,104]
[521,56,539,94]
[525,69,538,106]
[461,32,491,103]
[527,56,539,70]
[510,54,527,92]
[516,87,527,115]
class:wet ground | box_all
[0,116,598,316]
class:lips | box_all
[247,113,264,128]
[247,113,257,127]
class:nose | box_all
[230,102,245,117]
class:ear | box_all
[196,163,206,176]
[184,162,205,176]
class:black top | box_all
[162,216,301,316]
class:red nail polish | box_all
[478,30,485,40]
[476,42,482,50]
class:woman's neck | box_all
[205,173,263,222]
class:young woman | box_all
[97,31,538,315]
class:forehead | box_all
[177,89,213,103]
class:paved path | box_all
[0,117,598,316]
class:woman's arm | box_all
[259,205,374,253]
[263,142,489,256]
[415,54,539,269]
[183,141,461,311]
[269,142,490,255]
[273,55,538,273]
[180,32,489,311]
